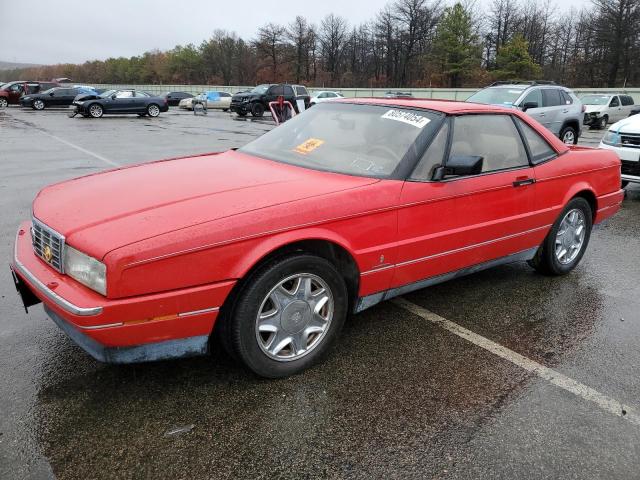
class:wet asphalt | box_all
[0,107,639,479]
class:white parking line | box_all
[40,131,121,168]
[393,297,640,426]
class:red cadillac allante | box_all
[11,99,623,378]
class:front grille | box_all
[621,160,640,176]
[620,132,640,148]
[31,218,65,272]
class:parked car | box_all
[11,99,622,378]
[165,91,193,107]
[310,90,344,106]
[384,91,414,98]
[179,91,231,111]
[20,86,97,110]
[599,114,640,188]
[0,80,59,107]
[71,89,169,118]
[230,84,310,117]
[581,94,635,129]
[466,82,584,144]
[630,107,640,116]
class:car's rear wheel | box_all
[560,126,578,145]
[88,103,103,118]
[33,99,45,110]
[528,197,592,275]
[147,104,160,117]
[251,102,265,117]
[218,254,348,378]
[598,115,608,129]
[0,98,8,108]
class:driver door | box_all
[393,114,540,290]
[110,90,135,112]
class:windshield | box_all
[467,87,525,106]
[99,89,116,98]
[250,84,270,94]
[581,94,611,105]
[239,103,442,178]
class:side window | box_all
[521,89,542,108]
[621,95,633,106]
[220,92,231,97]
[515,118,556,164]
[450,115,528,172]
[267,85,282,96]
[327,92,337,98]
[55,89,69,96]
[410,121,449,181]
[283,85,295,96]
[9,84,23,92]
[115,91,133,98]
[560,91,573,104]
[295,86,308,96]
[318,92,327,98]
[610,96,620,107]
[542,89,562,107]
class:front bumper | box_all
[11,221,235,363]
[584,113,602,126]
[230,101,250,113]
[599,142,640,184]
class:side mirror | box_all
[522,101,538,111]
[432,155,484,180]
[111,94,117,100]
[49,92,55,96]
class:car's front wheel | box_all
[528,197,592,275]
[598,115,608,129]
[219,254,348,378]
[251,102,265,117]
[560,126,578,145]
[147,104,160,117]
[0,98,8,108]
[33,99,45,110]
[88,103,103,118]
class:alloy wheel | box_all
[555,208,586,264]
[89,104,103,118]
[147,104,160,117]
[562,130,575,144]
[0,98,7,108]
[255,273,334,361]
[33,100,45,110]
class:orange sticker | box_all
[293,138,325,155]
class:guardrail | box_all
[91,84,640,101]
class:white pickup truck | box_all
[599,113,640,187]
[582,93,636,129]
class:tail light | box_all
[582,105,586,113]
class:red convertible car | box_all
[11,99,623,378]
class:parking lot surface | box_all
[1,107,639,479]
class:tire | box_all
[559,125,578,145]
[598,115,608,129]
[88,103,103,118]
[33,99,45,110]
[0,98,8,108]
[147,103,160,117]
[528,197,592,276]
[622,180,629,189]
[218,254,348,378]
[251,102,265,117]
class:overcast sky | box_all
[1,0,593,65]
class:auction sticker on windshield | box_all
[294,138,325,155]
[381,110,431,128]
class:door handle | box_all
[513,177,536,187]
[562,109,569,113]
[538,112,545,117]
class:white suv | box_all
[599,114,640,187]
[582,93,636,129]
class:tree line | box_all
[2,0,639,88]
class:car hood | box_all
[232,93,258,101]
[608,115,640,134]
[32,150,379,260]
[584,105,605,113]
[75,93,101,101]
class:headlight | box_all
[601,131,620,146]
[63,245,107,295]
[590,112,600,116]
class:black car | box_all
[165,91,193,106]
[230,84,310,117]
[384,91,414,98]
[72,89,169,118]
[20,86,97,110]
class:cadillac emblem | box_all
[43,245,53,263]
